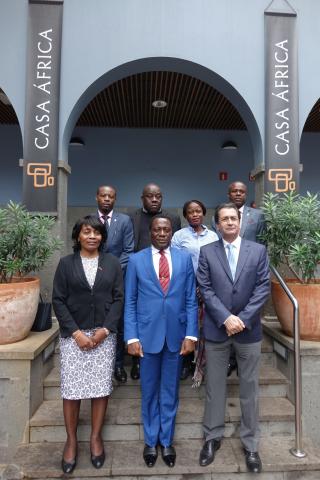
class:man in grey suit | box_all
[197,202,270,473]
[96,185,134,383]
[212,181,266,376]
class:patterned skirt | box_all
[60,329,116,400]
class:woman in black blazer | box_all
[53,215,123,474]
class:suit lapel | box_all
[215,240,234,283]
[168,247,180,293]
[234,239,250,285]
[142,247,164,294]
[133,211,142,250]
[108,212,118,243]
[240,205,250,236]
[92,253,104,290]
[73,252,91,290]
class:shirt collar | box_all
[151,245,170,255]
[98,209,113,219]
[187,224,209,236]
[239,205,244,214]
[142,207,162,214]
[223,235,241,249]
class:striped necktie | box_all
[159,250,170,293]
[226,243,236,280]
[102,215,110,233]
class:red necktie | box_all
[159,251,170,293]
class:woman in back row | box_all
[171,200,218,383]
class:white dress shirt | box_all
[98,209,113,226]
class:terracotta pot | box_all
[0,277,40,345]
[271,279,320,341]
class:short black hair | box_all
[72,215,107,252]
[182,199,206,218]
[214,202,240,224]
[96,185,116,195]
[149,214,173,230]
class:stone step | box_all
[43,364,288,400]
[29,396,295,443]
[14,437,320,479]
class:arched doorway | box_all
[300,98,320,194]
[62,58,262,248]
[0,88,23,205]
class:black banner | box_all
[23,0,63,212]
[264,0,299,193]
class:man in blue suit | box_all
[197,202,270,474]
[124,215,198,468]
[96,185,134,382]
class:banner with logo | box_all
[264,0,299,193]
[23,0,63,212]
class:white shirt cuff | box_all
[127,338,139,344]
[185,336,198,341]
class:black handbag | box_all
[31,294,52,332]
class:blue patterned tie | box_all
[226,244,236,280]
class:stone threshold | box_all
[13,437,320,478]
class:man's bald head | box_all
[141,183,163,214]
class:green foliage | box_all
[260,191,320,283]
[0,201,62,283]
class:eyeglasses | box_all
[219,216,239,223]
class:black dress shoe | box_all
[114,366,127,383]
[199,439,221,467]
[161,445,176,468]
[180,364,191,380]
[91,449,105,469]
[244,449,262,473]
[227,361,238,377]
[61,456,77,474]
[130,362,140,380]
[143,445,158,467]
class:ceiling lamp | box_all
[152,99,167,109]
[221,141,238,150]
[69,137,85,147]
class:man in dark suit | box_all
[96,185,134,382]
[124,215,198,468]
[212,181,266,376]
[131,183,181,252]
[197,202,270,473]
[212,181,265,242]
[129,183,181,379]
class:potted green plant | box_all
[0,201,62,344]
[260,191,320,340]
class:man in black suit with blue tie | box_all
[198,202,270,473]
[212,181,266,377]
[96,185,134,382]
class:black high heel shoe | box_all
[91,449,105,469]
[61,455,77,474]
